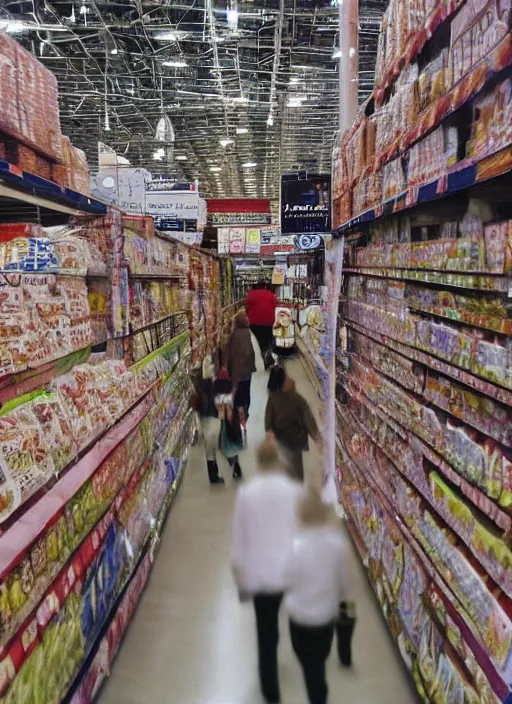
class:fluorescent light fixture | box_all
[0,19,32,32]
[153,152,163,161]
[219,138,234,147]
[242,162,257,168]
[210,166,222,172]
[155,32,180,42]
[267,114,274,127]
[213,35,226,43]
[236,127,248,134]
[289,76,302,84]
[162,60,188,68]
[175,155,188,161]
[227,8,238,30]
[287,96,306,107]
[232,95,249,103]
[111,48,118,55]
[332,48,342,59]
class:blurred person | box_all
[215,367,244,479]
[226,312,256,427]
[192,368,243,483]
[245,281,277,365]
[284,489,351,704]
[265,365,321,481]
[231,440,303,704]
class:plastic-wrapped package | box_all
[0,33,21,139]
[0,32,62,161]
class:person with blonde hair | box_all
[284,489,351,704]
[231,439,303,704]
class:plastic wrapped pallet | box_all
[0,33,21,139]
[0,31,63,161]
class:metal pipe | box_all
[338,0,359,131]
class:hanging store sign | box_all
[281,174,331,234]
[294,234,325,251]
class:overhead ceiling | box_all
[1,0,385,201]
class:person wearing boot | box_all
[284,489,351,704]
[193,375,225,485]
[214,367,244,480]
[231,439,303,704]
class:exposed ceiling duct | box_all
[0,0,387,200]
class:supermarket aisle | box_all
[100,351,417,704]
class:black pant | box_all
[290,620,334,704]
[234,378,251,418]
[250,324,273,356]
[253,593,283,703]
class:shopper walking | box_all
[226,311,256,426]
[245,281,277,365]
[265,365,321,481]
[231,440,303,704]
[192,368,243,483]
[284,489,351,704]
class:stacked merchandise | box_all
[335,3,512,702]
[332,0,512,229]
[0,31,89,192]
[122,217,240,370]
[0,205,200,703]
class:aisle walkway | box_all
[100,352,418,704]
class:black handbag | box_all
[336,601,356,667]
[263,348,275,370]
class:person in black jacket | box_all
[194,371,244,483]
[194,376,225,485]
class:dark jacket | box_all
[226,327,256,382]
[264,378,319,451]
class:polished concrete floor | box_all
[100,349,418,704]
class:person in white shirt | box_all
[231,440,303,704]
[284,489,351,704]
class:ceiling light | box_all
[111,48,118,55]
[232,96,249,104]
[155,114,175,143]
[210,167,222,172]
[227,8,238,30]
[153,151,164,161]
[155,32,180,42]
[287,96,306,107]
[236,128,248,134]
[175,155,188,161]
[349,47,356,58]
[213,36,226,43]
[0,20,32,33]
[162,60,188,68]
[242,162,257,168]
[289,76,302,84]
[79,5,89,14]
[267,115,274,127]
[332,49,342,59]
[220,138,234,147]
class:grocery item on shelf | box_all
[335,7,512,701]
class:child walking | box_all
[284,489,351,704]
[265,365,321,481]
